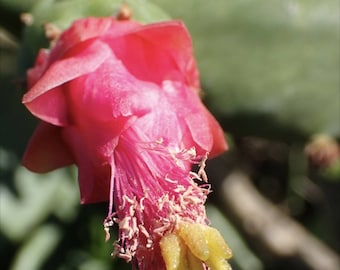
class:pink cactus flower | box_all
[22,16,232,269]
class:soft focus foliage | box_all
[1,0,339,270]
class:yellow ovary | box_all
[177,223,210,261]
[186,247,205,270]
[204,225,233,270]
[160,234,182,270]
[160,233,191,270]
[160,222,233,270]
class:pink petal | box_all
[137,20,199,88]
[27,49,49,88]
[131,80,226,156]
[49,17,140,63]
[22,122,74,173]
[158,80,226,156]
[62,126,113,204]
[67,56,160,123]
[77,158,111,204]
[23,40,112,126]
[105,20,199,88]
[185,101,227,157]
[203,108,228,157]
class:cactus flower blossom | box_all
[22,16,232,269]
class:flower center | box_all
[103,127,213,267]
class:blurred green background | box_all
[1,0,339,269]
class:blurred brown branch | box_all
[217,171,340,270]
